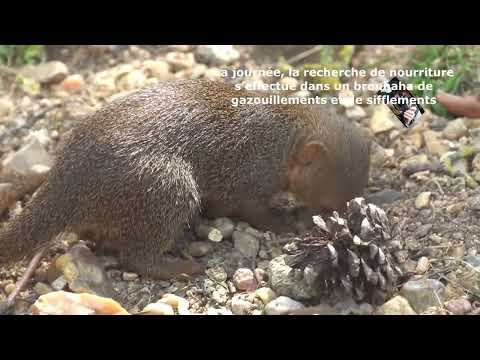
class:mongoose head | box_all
[287,110,371,216]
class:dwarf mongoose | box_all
[0,79,370,279]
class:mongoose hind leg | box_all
[115,157,203,280]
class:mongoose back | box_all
[0,79,370,279]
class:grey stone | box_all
[400,278,445,313]
[188,241,212,257]
[267,255,316,301]
[366,189,408,206]
[465,255,480,268]
[212,217,235,238]
[233,230,260,258]
[205,265,228,283]
[51,276,68,291]
[55,244,115,297]
[2,138,53,177]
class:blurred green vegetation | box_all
[409,45,480,117]
[0,45,45,66]
[277,45,355,92]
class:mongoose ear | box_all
[298,141,328,166]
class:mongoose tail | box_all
[0,181,67,266]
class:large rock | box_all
[54,244,115,298]
[31,291,129,315]
[400,278,445,313]
[195,45,240,66]
[20,61,69,84]
[1,138,52,177]
[267,255,317,301]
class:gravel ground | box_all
[0,45,479,315]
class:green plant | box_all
[0,45,45,66]
[409,45,480,117]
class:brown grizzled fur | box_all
[0,79,370,279]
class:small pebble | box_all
[212,217,235,238]
[445,298,472,315]
[159,293,190,315]
[212,287,229,305]
[188,241,212,257]
[141,302,175,315]
[258,250,269,259]
[34,267,48,283]
[415,192,432,210]
[255,287,277,304]
[33,282,53,296]
[254,268,266,283]
[233,268,257,291]
[374,296,417,315]
[233,230,260,259]
[231,294,253,315]
[415,257,430,274]
[122,272,139,281]
[236,221,250,231]
[206,266,228,283]
[60,74,85,92]
[196,224,223,242]
[51,276,68,291]
[443,118,468,140]
[346,105,367,120]
[4,283,16,295]
[279,77,298,90]
[416,224,432,238]
[264,296,304,315]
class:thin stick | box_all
[0,248,45,314]
[432,178,445,195]
[286,45,324,65]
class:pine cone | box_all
[283,197,403,305]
